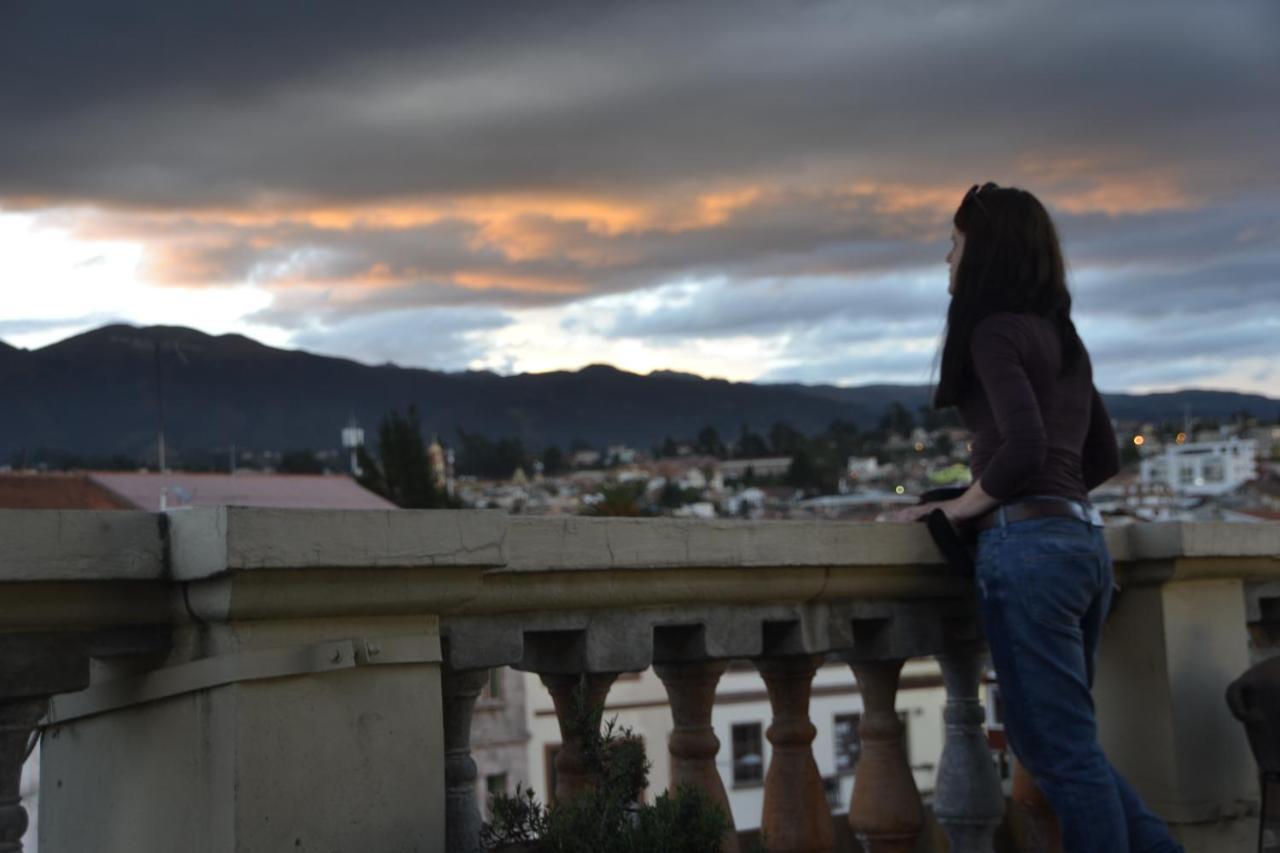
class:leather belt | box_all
[973,497,1102,531]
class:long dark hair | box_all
[933,183,1084,408]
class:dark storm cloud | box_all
[599,275,948,341]
[2,1,1276,206]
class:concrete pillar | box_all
[441,667,489,853]
[653,659,739,853]
[755,654,834,853]
[934,648,1004,853]
[1094,575,1258,850]
[848,659,923,853]
[1011,759,1061,853]
[539,672,617,804]
[39,619,447,853]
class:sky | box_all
[1,0,1277,395]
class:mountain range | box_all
[1,325,1275,463]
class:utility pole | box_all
[154,341,167,473]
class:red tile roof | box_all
[89,472,396,511]
[0,473,134,509]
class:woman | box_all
[894,183,1182,852]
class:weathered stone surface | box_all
[1125,521,1280,561]
[0,635,90,700]
[168,506,508,579]
[443,599,978,674]
[504,517,945,572]
[0,510,162,582]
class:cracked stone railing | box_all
[0,509,1277,853]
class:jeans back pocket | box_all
[1010,533,1104,636]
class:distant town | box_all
[434,408,1280,525]
[5,400,1275,525]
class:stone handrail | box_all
[0,508,1277,853]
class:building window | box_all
[834,713,862,774]
[486,772,508,800]
[482,772,508,819]
[732,722,764,786]
[482,667,504,701]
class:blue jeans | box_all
[975,513,1183,853]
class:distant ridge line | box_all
[1,323,1275,460]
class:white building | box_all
[1139,438,1258,497]
[847,456,881,481]
[720,457,792,482]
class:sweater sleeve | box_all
[1082,385,1120,490]
[970,316,1048,500]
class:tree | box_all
[358,406,449,508]
[878,401,916,437]
[455,429,528,479]
[541,445,566,476]
[786,448,821,490]
[768,420,806,456]
[694,426,727,458]
[585,481,653,517]
[734,424,770,458]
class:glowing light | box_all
[1133,435,1145,447]
[895,485,905,495]
[1175,432,1187,444]
[914,442,925,452]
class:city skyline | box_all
[2,1,1277,395]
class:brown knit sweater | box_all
[960,312,1119,502]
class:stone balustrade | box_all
[0,508,1277,853]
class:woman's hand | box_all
[888,482,997,524]
[889,503,940,523]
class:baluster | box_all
[1012,759,1062,853]
[934,650,1005,853]
[654,659,739,853]
[755,654,834,853]
[0,699,46,853]
[540,672,617,803]
[847,659,924,853]
[1,635,89,853]
[442,667,489,853]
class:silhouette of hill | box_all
[1,325,1275,463]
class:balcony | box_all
[1,508,1277,852]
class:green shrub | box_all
[483,676,729,853]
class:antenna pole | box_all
[154,341,167,473]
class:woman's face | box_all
[946,226,965,295]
